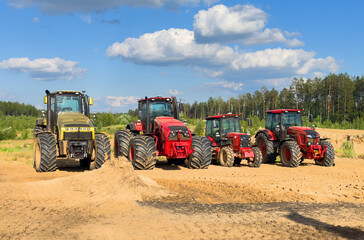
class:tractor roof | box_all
[51,90,84,95]
[138,96,172,102]
[206,114,240,120]
[266,109,302,114]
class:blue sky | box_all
[0,0,363,112]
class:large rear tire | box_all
[316,141,335,167]
[280,141,302,168]
[255,133,276,163]
[128,135,156,170]
[33,126,44,137]
[33,133,57,172]
[218,146,234,167]
[114,129,132,158]
[185,136,212,169]
[89,134,111,170]
[249,147,262,168]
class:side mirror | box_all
[43,96,47,104]
[89,97,93,106]
[309,114,314,122]
[93,113,96,120]
[179,103,184,112]
[275,125,280,132]
[41,110,45,117]
[216,131,220,137]
[247,118,252,126]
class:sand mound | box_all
[26,157,167,208]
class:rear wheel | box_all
[89,134,111,170]
[218,146,234,167]
[33,126,44,137]
[249,147,262,168]
[280,141,301,167]
[255,133,276,163]
[316,141,335,166]
[33,133,57,172]
[185,136,212,169]
[114,129,132,158]
[128,135,156,170]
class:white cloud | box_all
[0,57,87,81]
[168,89,184,95]
[8,0,216,14]
[107,29,338,79]
[106,28,236,66]
[193,4,304,46]
[104,96,139,108]
[0,91,16,100]
[81,14,92,24]
[32,17,40,23]
[203,81,243,91]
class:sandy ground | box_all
[0,129,364,239]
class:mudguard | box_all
[255,129,277,141]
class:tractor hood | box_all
[287,126,319,138]
[154,117,185,128]
[57,112,93,128]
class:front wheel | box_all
[218,146,234,167]
[114,129,132,158]
[128,135,156,170]
[185,136,212,169]
[89,134,111,170]
[316,141,335,167]
[249,147,262,168]
[33,133,57,172]
[280,141,302,168]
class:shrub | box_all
[194,119,205,136]
[0,127,17,140]
[339,142,356,158]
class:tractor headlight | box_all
[169,131,176,139]
[183,130,190,138]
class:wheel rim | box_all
[129,146,135,162]
[221,150,227,165]
[282,146,291,164]
[114,137,119,158]
[258,138,266,157]
[35,141,41,170]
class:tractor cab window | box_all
[221,118,241,134]
[272,113,281,129]
[282,112,302,127]
[206,120,212,136]
[211,119,220,137]
[149,101,172,121]
[266,113,273,130]
[56,95,82,114]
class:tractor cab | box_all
[43,90,93,132]
[265,109,304,140]
[206,114,241,142]
[205,114,251,148]
[137,96,181,134]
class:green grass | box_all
[336,142,356,158]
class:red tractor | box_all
[205,114,262,167]
[114,96,212,170]
[255,109,335,167]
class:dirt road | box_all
[0,153,363,239]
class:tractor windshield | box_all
[222,118,241,134]
[149,101,172,119]
[282,112,302,127]
[56,94,82,113]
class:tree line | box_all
[0,101,40,117]
[182,73,364,125]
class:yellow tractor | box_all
[33,90,110,172]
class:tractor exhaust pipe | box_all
[45,90,52,133]
[145,96,150,134]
